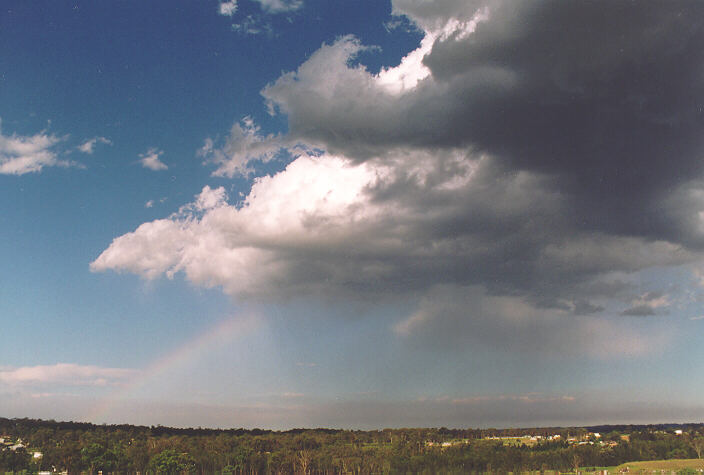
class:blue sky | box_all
[2,0,704,429]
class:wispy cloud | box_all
[451,394,576,405]
[256,0,302,13]
[0,121,76,175]
[219,0,301,16]
[231,15,274,37]
[198,117,284,176]
[0,363,138,387]
[78,136,111,154]
[139,147,168,171]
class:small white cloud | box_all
[231,15,274,36]
[0,363,137,387]
[219,0,301,19]
[690,315,704,320]
[0,121,75,175]
[255,0,302,13]
[78,136,112,154]
[139,147,168,171]
[219,0,238,16]
[145,197,167,209]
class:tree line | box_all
[1,417,703,473]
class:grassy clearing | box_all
[615,458,704,471]
[491,436,539,447]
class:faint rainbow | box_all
[86,313,260,423]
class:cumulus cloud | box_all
[92,146,688,312]
[263,1,704,245]
[96,0,704,356]
[92,156,381,294]
[78,136,111,154]
[0,122,76,175]
[0,363,137,387]
[139,147,168,171]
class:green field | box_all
[615,458,704,471]
[579,459,704,473]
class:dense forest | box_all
[1,418,703,473]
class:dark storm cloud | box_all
[424,0,704,245]
[264,0,704,246]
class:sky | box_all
[2,0,704,430]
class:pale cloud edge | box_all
[78,136,112,154]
